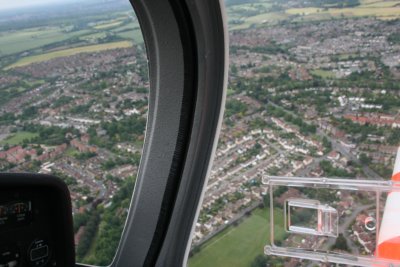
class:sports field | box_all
[188,208,285,267]
[5,41,133,70]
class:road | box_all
[321,130,382,179]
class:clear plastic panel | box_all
[263,175,400,267]
[285,198,338,238]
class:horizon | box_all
[0,0,89,11]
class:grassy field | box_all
[111,22,139,33]
[5,41,133,69]
[364,0,400,7]
[287,6,400,17]
[79,32,108,42]
[227,0,400,30]
[117,29,144,44]
[0,132,39,146]
[0,27,91,57]
[65,147,80,157]
[231,12,288,30]
[188,208,285,267]
[286,1,400,20]
[311,69,336,79]
[94,21,124,30]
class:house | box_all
[327,151,340,161]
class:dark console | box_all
[0,173,75,267]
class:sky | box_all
[0,0,78,10]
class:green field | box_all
[0,27,91,57]
[230,12,288,30]
[286,2,400,20]
[117,29,144,44]
[94,20,124,30]
[65,147,80,157]
[5,41,133,69]
[287,6,400,17]
[111,22,140,33]
[0,132,39,146]
[363,0,400,7]
[227,0,400,30]
[79,32,108,42]
[311,69,336,79]
[188,208,285,267]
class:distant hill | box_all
[225,0,360,8]
[225,0,260,6]
[301,0,360,8]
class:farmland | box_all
[0,27,91,57]
[0,5,142,69]
[227,0,400,30]
[2,0,398,69]
[93,20,124,30]
[5,41,133,69]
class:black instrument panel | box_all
[0,173,75,267]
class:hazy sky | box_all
[0,0,78,10]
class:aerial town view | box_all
[0,0,399,266]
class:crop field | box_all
[0,132,39,146]
[111,22,139,33]
[94,20,124,30]
[227,0,400,30]
[230,12,288,30]
[5,41,133,69]
[286,6,400,18]
[361,0,400,7]
[188,208,285,267]
[79,32,108,42]
[228,2,272,19]
[286,0,400,20]
[0,27,91,56]
[117,29,144,44]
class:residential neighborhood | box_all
[0,0,399,265]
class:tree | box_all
[359,153,371,165]
[332,233,349,252]
[251,255,267,267]
[231,64,238,76]
[322,136,332,151]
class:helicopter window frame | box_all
[75,0,228,266]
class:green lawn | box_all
[65,147,79,157]
[188,208,285,267]
[0,132,39,146]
